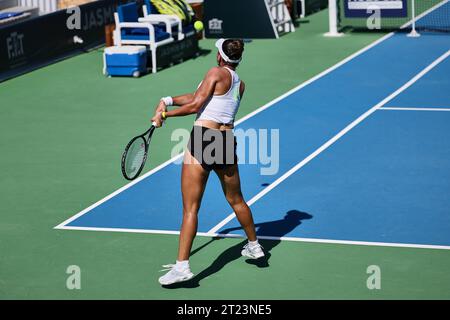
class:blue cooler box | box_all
[103,46,147,77]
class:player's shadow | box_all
[163,210,313,289]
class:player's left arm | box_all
[239,80,245,100]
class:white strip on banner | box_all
[21,0,59,14]
[39,0,45,13]
[348,0,404,10]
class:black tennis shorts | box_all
[187,125,237,171]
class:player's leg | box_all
[214,164,256,240]
[214,164,264,259]
[178,151,210,261]
[159,150,209,285]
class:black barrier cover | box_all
[204,0,277,39]
[0,0,118,82]
[304,0,328,16]
[155,32,199,69]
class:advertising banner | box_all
[204,0,277,39]
[0,0,117,81]
[344,0,408,18]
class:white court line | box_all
[55,30,396,229]
[207,49,450,235]
[380,107,450,112]
[54,155,183,228]
[56,225,450,250]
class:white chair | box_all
[113,2,174,73]
[141,0,184,41]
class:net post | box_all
[324,0,344,37]
[407,0,421,37]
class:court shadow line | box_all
[162,209,313,289]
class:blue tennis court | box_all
[56,30,450,249]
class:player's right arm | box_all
[173,93,194,105]
[151,67,220,127]
[154,93,194,114]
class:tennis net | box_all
[336,0,450,33]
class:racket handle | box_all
[152,121,158,127]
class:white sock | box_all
[175,260,189,271]
[248,239,259,248]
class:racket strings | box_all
[121,125,156,180]
[124,138,147,178]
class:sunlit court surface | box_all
[1,0,450,306]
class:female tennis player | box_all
[152,39,264,286]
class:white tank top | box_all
[196,67,241,124]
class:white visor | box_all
[215,38,242,64]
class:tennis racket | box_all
[121,121,158,180]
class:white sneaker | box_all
[241,243,265,259]
[158,264,194,285]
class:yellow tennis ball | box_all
[194,21,204,32]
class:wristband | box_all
[161,111,167,120]
[161,96,173,106]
